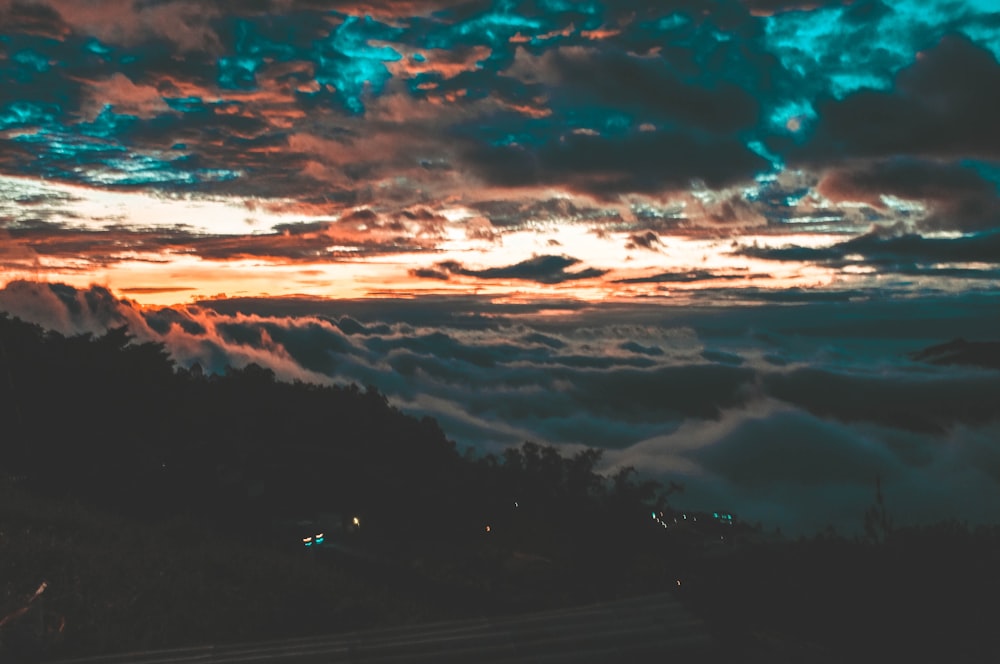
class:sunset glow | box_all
[1,0,999,535]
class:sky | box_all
[1,0,999,534]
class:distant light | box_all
[676,579,682,587]
[514,501,519,508]
[303,536,312,547]
[352,517,361,527]
[652,511,657,519]
[315,533,324,544]
[485,525,491,533]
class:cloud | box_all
[468,197,622,229]
[0,280,150,336]
[82,73,170,119]
[791,34,1000,163]
[741,0,854,15]
[816,159,1000,231]
[738,227,1000,274]
[506,45,761,133]
[1,0,997,257]
[606,402,1000,534]
[625,231,660,251]
[3,0,1000,533]
[411,255,608,284]
[39,0,224,53]
[762,365,1000,434]
[691,406,895,487]
[615,270,760,285]
[464,125,769,197]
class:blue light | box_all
[747,140,784,172]
[218,56,262,90]
[13,50,50,73]
[762,0,999,101]
[79,105,137,139]
[0,102,57,129]
[763,5,904,99]
[85,39,113,56]
[604,113,631,133]
[312,15,403,113]
[165,97,206,113]
[453,10,543,42]
[656,14,690,32]
[540,0,600,15]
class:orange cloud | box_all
[386,46,492,80]
[83,73,168,119]
[580,28,622,40]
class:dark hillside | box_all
[2,313,1000,663]
[0,314,670,659]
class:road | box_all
[52,592,718,663]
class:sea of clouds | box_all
[2,279,999,535]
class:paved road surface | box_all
[52,592,718,663]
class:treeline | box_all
[0,313,682,658]
[0,313,663,546]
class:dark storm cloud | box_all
[465,128,769,196]
[739,227,1000,276]
[816,159,1000,232]
[536,46,761,133]
[1,0,997,243]
[0,2,66,39]
[467,198,622,229]
[739,0,855,14]
[0,221,205,270]
[620,341,664,356]
[411,255,608,284]
[791,35,1000,163]
[615,270,762,284]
